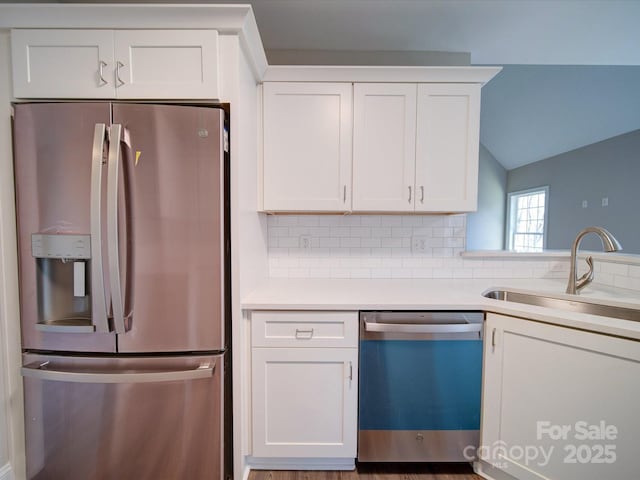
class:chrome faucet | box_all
[566,227,622,294]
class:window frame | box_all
[506,186,549,252]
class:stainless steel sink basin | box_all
[483,289,640,322]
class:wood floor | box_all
[248,463,483,480]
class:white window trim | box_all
[506,186,549,252]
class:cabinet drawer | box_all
[251,311,358,348]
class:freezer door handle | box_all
[21,361,215,384]
[90,124,110,333]
[364,320,482,335]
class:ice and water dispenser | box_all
[32,233,94,332]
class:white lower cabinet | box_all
[480,313,640,480]
[252,347,358,458]
[251,311,358,465]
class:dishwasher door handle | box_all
[364,320,482,334]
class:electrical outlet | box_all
[299,235,312,250]
[602,197,609,207]
[582,200,588,209]
[411,236,429,253]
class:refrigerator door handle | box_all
[21,361,215,384]
[107,124,126,334]
[121,127,136,324]
[90,124,110,333]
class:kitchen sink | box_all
[483,289,640,322]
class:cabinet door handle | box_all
[420,185,425,203]
[295,328,314,339]
[115,61,125,87]
[408,186,412,203]
[98,60,108,86]
[343,185,347,203]
[491,328,497,349]
[348,361,353,381]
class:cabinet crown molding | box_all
[262,65,502,84]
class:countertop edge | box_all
[241,279,640,341]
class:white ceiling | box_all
[15,0,640,169]
[233,0,640,66]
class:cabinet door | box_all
[352,83,417,212]
[262,82,352,212]
[415,84,480,212]
[481,313,640,480]
[113,30,219,99]
[11,29,115,98]
[252,347,358,458]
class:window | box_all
[506,187,549,252]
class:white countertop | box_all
[242,278,640,341]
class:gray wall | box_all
[466,144,507,250]
[507,129,640,253]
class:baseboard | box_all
[0,463,13,480]
[474,460,518,480]
[247,456,355,471]
[242,464,251,480]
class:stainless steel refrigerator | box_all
[12,102,231,480]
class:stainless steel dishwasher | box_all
[358,310,483,462]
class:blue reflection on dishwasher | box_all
[359,339,482,430]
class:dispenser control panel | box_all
[31,234,91,259]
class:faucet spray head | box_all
[600,228,622,252]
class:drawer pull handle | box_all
[295,328,314,339]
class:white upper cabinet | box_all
[112,30,219,99]
[352,83,417,211]
[262,82,353,212]
[11,29,114,99]
[415,83,481,212]
[262,77,488,213]
[352,82,481,213]
[11,29,220,99]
